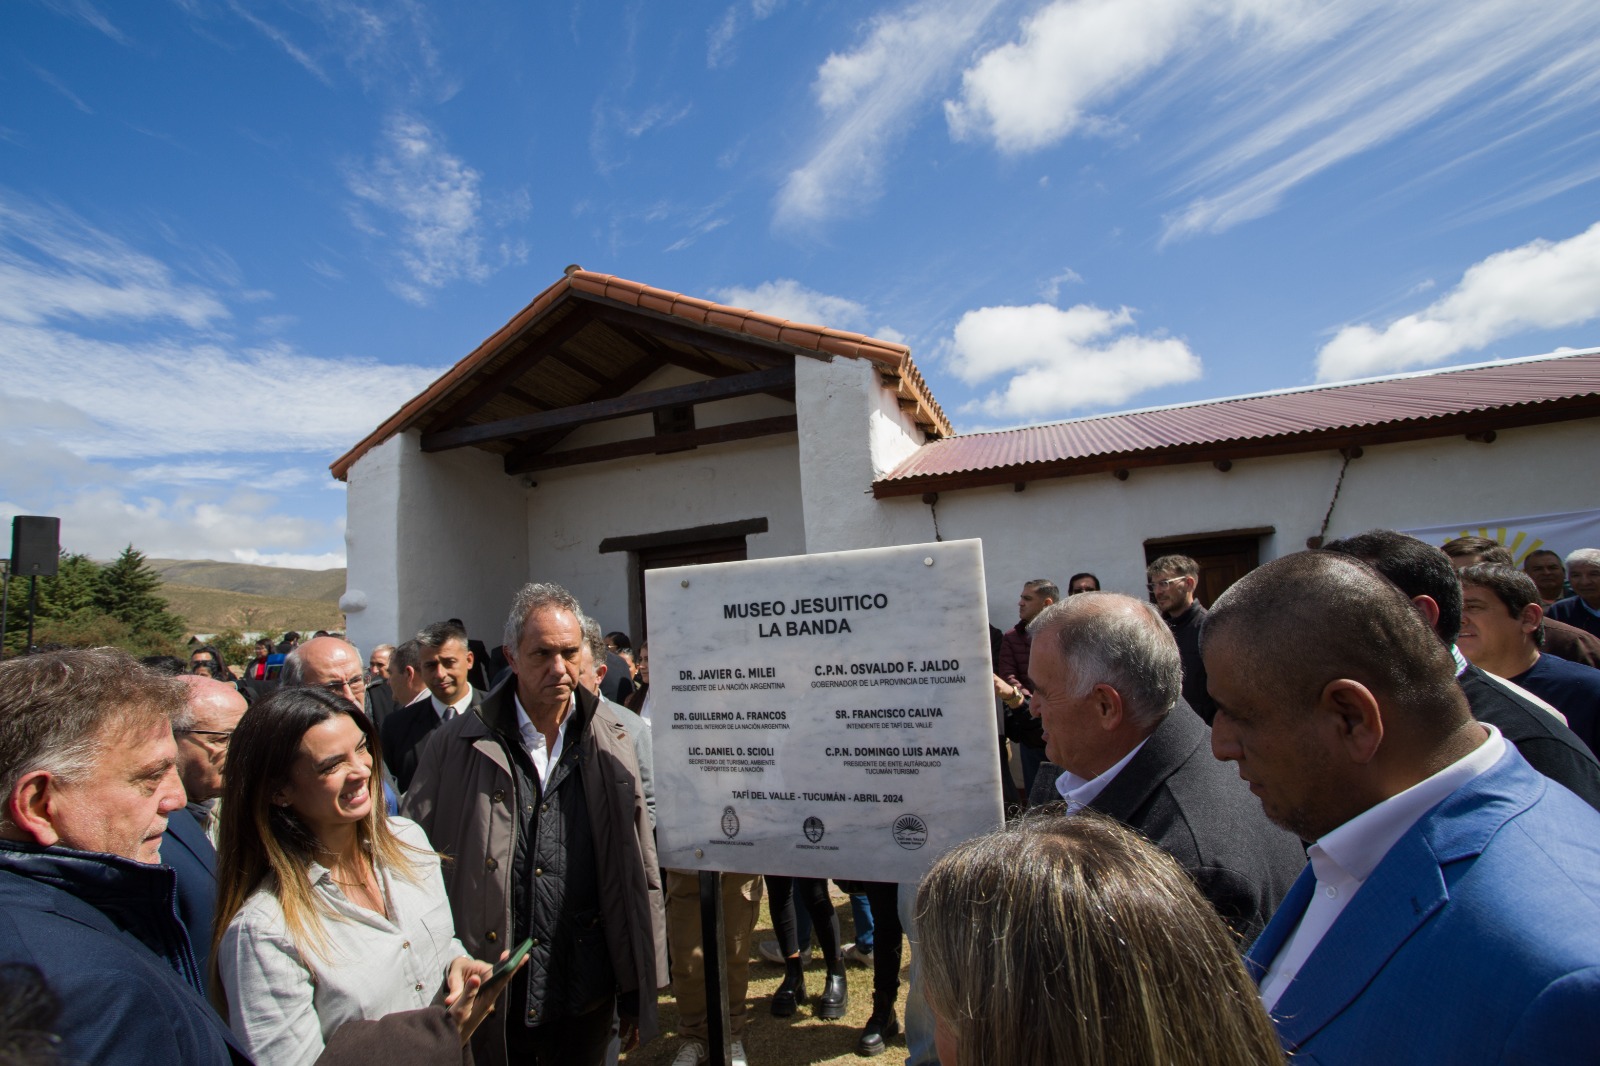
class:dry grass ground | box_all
[625,884,912,1066]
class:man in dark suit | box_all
[160,675,248,993]
[449,618,494,693]
[1026,593,1305,942]
[382,621,483,793]
[1325,529,1600,810]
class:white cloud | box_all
[0,190,434,568]
[774,0,1007,227]
[947,0,1215,152]
[0,489,343,566]
[232,548,347,569]
[942,0,1600,241]
[712,279,871,331]
[345,112,491,303]
[1315,220,1600,382]
[949,302,1201,417]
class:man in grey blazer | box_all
[1027,593,1306,942]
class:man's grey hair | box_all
[369,643,395,662]
[280,644,308,687]
[390,639,421,677]
[0,648,184,831]
[581,617,608,665]
[503,583,587,652]
[1567,548,1600,570]
[416,620,468,650]
[1030,593,1182,730]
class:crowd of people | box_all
[2,534,1599,1065]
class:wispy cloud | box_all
[28,64,94,113]
[774,0,1008,227]
[707,0,789,68]
[1315,220,1600,382]
[193,0,454,99]
[0,193,228,329]
[224,0,333,85]
[941,0,1600,242]
[948,301,1201,419]
[32,0,128,44]
[344,112,501,304]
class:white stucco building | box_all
[333,268,1600,654]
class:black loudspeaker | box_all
[10,516,60,577]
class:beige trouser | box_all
[666,869,765,1043]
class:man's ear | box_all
[594,660,609,683]
[1092,684,1125,732]
[1317,679,1384,764]
[1410,594,1441,632]
[8,773,62,847]
[464,649,475,668]
[1518,601,1543,636]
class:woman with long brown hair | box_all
[916,811,1285,1066]
[211,686,493,1066]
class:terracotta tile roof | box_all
[331,268,948,479]
[875,349,1600,497]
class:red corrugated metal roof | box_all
[876,350,1600,496]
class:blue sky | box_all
[3,0,1598,569]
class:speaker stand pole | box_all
[26,575,38,655]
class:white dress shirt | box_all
[515,692,574,787]
[217,817,468,1066]
[1054,738,1150,814]
[1259,724,1507,1011]
[431,689,474,722]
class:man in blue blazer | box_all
[160,675,247,991]
[1203,550,1600,1063]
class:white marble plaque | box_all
[649,539,1004,883]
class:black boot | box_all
[771,956,809,1017]
[856,993,900,1056]
[817,963,849,1020]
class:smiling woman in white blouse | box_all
[211,686,493,1066]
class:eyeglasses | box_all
[181,728,234,745]
[321,674,367,695]
[190,660,216,669]
[1146,576,1188,592]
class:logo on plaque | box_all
[892,814,928,850]
[803,816,825,843]
[721,806,741,839]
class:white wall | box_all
[521,431,807,639]
[923,417,1600,632]
[342,431,528,654]
[342,434,405,657]
[795,355,936,554]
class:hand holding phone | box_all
[454,939,533,1043]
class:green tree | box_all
[95,546,186,644]
[3,553,103,656]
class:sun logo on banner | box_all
[1448,527,1547,565]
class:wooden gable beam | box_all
[421,364,796,452]
[499,349,669,469]
[507,415,798,474]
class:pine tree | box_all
[95,546,185,643]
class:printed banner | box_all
[1399,509,1600,563]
